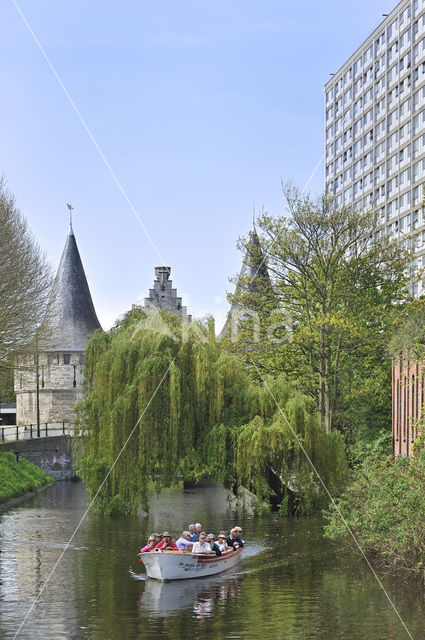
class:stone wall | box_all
[15,351,84,425]
[1,435,76,480]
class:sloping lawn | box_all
[0,452,53,502]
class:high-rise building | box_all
[324,0,425,295]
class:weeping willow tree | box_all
[76,307,348,515]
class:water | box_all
[0,482,424,640]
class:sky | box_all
[0,0,394,331]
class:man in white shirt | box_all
[191,533,213,554]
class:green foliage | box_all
[388,297,425,361]
[323,447,425,578]
[229,185,411,436]
[0,362,15,403]
[76,308,348,514]
[0,451,52,502]
[235,378,348,513]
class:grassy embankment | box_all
[0,451,53,503]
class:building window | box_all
[48,354,59,365]
[79,354,85,366]
[63,354,71,365]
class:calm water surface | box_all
[0,482,423,640]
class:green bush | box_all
[323,447,425,578]
[0,452,53,503]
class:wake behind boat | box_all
[140,548,243,581]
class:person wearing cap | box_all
[188,524,198,542]
[154,531,178,551]
[226,527,244,549]
[206,533,222,556]
[191,532,213,554]
[151,533,161,545]
[176,531,193,551]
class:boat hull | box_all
[140,548,242,581]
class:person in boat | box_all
[191,533,214,554]
[154,531,178,551]
[188,524,198,542]
[140,535,156,553]
[216,533,230,552]
[226,527,244,549]
[176,530,193,551]
[206,533,222,556]
[151,532,161,545]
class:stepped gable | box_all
[221,226,272,337]
[40,228,102,351]
[144,266,191,321]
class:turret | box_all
[14,228,102,426]
[221,226,272,338]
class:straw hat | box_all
[162,531,172,537]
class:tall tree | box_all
[76,308,347,514]
[230,185,412,433]
[0,181,52,377]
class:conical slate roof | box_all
[221,227,272,337]
[40,228,101,351]
[236,227,270,282]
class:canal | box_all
[0,482,423,639]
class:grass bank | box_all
[0,451,53,503]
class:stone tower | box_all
[144,266,191,321]
[14,227,102,425]
[221,226,272,338]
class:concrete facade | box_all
[324,0,425,296]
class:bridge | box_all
[0,422,78,480]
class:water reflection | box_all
[139,572,243,618]
[0,483,424,640]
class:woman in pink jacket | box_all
[140,535,156,553]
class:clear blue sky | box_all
[1,0,392,330]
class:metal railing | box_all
[0,422,76,443]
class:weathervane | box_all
[67,202,74,232]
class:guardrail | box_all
[0,422,76,443]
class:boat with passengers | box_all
[139,546,243,581]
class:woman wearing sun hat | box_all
[154,531,178,551]
[216,533,230,552]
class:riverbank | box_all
[324,446,425,581]
[0,451,54,509]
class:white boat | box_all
[139,548,243,581]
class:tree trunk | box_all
[319,328,326,429]
[325,354,332,433]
